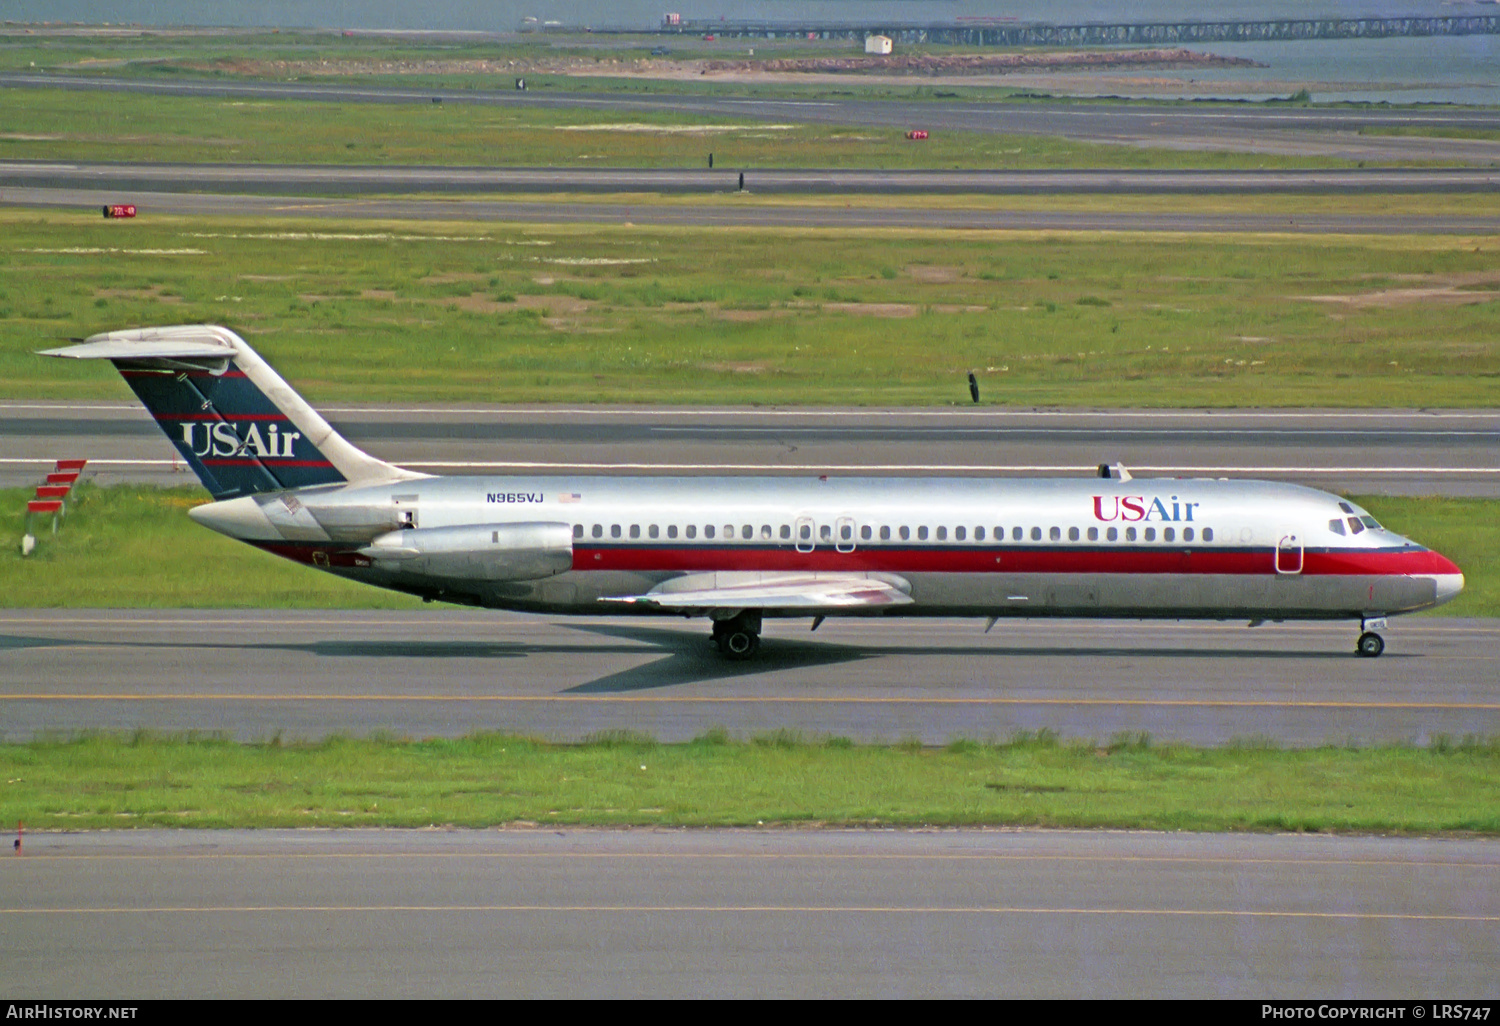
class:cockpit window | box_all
[1338,502,1354,514]
[1328,518,1346,536]
[1348,517,1364,535]
[1359,515,1381,530]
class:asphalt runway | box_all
[4,403,1496,496]
[6,71,1500,163]
[3,610,1495,745]
[4,828,1496,998]
[6,183,1500,234]
[7,160,1499,195]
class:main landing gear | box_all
[1356,617,1388,658]
[711,611,762,661]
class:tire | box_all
[719,630,759,661]
[1356,632,1385,658]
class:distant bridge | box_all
[631,16,1500,45]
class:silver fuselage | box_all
[190,472,1464,622]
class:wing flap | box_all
[607,571,913,611]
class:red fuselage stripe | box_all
[570,544,1457,576]
[248,541,1457,577]
[154,413,289,421]
[200,459,334,468]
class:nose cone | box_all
[188,495,280,541]
[1429,550,1464,608]
[1434,571,1465,608]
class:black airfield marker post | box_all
[968,372,980,404]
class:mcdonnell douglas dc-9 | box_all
[44,325,1463,659]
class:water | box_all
[1155,36,1499,104]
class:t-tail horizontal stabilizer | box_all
[40,325,426,500]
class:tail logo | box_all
[180,421,303,459]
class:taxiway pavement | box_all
[4,828,1496,998]
[3,610,1494,745]
[5,403,1496,496]
[5,161,1498,195]
[5,183,1499,234]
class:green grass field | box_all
[0,85,1361,170]
[6,211,1498,408]
[1,731,1495,832]
[4,486,1495,615]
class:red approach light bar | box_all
[54,459,88,472]
[34,485,70,500]
[27,500,63,514]
[45,472,79,486]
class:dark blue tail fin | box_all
[117,357,343,499]
[43,325,422,500]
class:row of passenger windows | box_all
[573,522,1217,544]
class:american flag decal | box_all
[558,493,582,503]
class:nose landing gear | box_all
[711,611,762,661]
[1356,617,1387,658]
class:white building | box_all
[864,34,893,55]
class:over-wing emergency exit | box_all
[42,325,1463,659]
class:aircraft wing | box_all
[607,571,914,611]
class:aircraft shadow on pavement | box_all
[561,623,871,693]
[0,629,1386,667]
[0,634,82,653]
[1,629,1388,699]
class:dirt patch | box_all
[422,272,490,284]
[717,308,792,322]
[906,265,963,283]
[443,292,512,314]
[931,304,989,314]
[700,362,769,373]
[93,286,180,303]
[1300,286,1498,308]
[516,294,591,315]
[704,48,1260,77]
[1304,270,1500,307]
[823,302,920,318]
[150,47,1258,90]
[361,289,397,300]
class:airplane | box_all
[42,324,1463,660]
